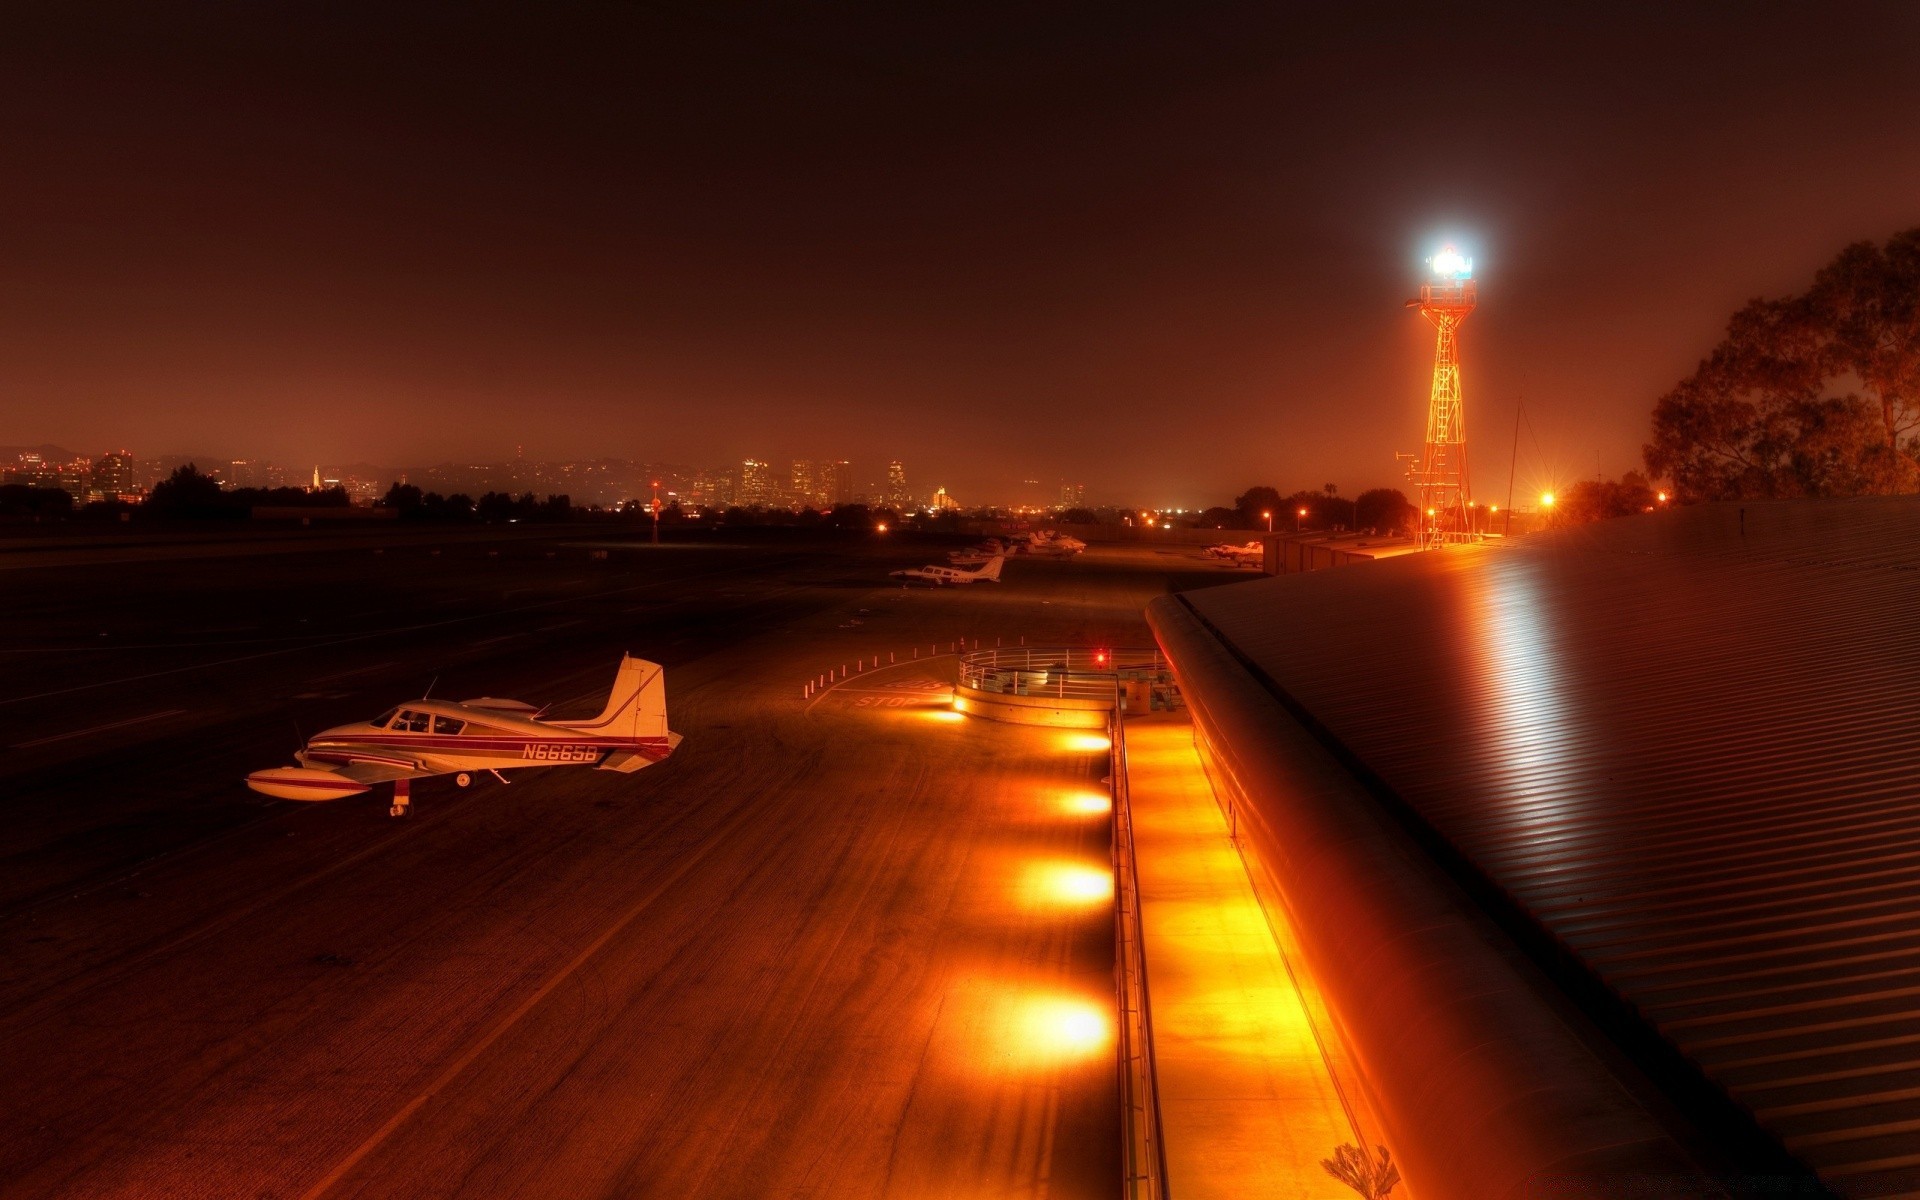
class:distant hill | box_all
[0,444,79,462]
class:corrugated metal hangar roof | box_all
[1178,498,1920,1190]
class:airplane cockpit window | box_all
[432,716,465,735]
[404,711,431,733]
[372,708,400,728]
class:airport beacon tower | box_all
[1405,246,1477,548]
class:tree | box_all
[1285,488,1356,531]
[1559,476,1657,525]
[1646,228,1920,499]
[1353,488,1414,534]
[1809,230,1920,476]
[1322,1143,1399,1200]
[1233,486,1285,529]
[825,503,871,529]
[381,482,423,513]
[147,463,236,518]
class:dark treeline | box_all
[1195,485,1416,535]
[384,482,905,529]
[0,484,78,518]
[147,464,350,517]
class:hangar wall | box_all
[1144,593,1716,1199]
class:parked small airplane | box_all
[1022,531,1086,558]
[890,555,1005,586]
[247,654,680,817]
[1206,540,1264,565]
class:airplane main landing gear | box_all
[390,779,412,819]
[455,772,473,788]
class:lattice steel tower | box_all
[1403,246,1477,548]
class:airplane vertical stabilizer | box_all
[559,654,670,742]
[979,555,1004,581]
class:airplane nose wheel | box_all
[455,772,472,788]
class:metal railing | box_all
[958,646,1169,702]
[1112,707,1171,1200]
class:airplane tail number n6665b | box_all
[246,654,681,818]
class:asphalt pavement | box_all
[0,528,1231,1199]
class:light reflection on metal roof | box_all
[1181,498,1920,1186]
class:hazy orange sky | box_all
[4,2,1919,505]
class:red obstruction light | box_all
[1094,649,1110,666]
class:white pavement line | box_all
[296,795,766,1200]
[804,654,954,712]
[13,708,188,749]
[314,661,396,683]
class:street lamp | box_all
[1262,510,1272,532]
[1295,506,1307,533]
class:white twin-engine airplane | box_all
[247,654,681,817]
[1206,540,1264,565]
[1025,532,1085,557]
[889,554,1005,586]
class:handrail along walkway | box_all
[1111,704,1171,1199]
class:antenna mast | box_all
[1403,246,1478,548]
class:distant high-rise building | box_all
[91,451,135,500]
[886,460,910,508]
[52,457,90,501]
[228,459,257,489]
[788,460,819,509]
[688,468,733,507]
[739,459,775,506]
[1058,481,1085,507]
[930,486,960,511]
[825,460,853,508]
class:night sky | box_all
[5,2,1919,505]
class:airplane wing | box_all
[332,760,433,785]
[301,747,435,785]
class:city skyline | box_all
[3,441,1201,511]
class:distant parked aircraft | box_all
[247,655,680,817]
[1026,532,1086,557]
[1205,540,1264,566]
[890,555,1006,586]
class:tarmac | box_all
[0,529,1243,1199]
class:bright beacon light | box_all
[1429,245,1473,280]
